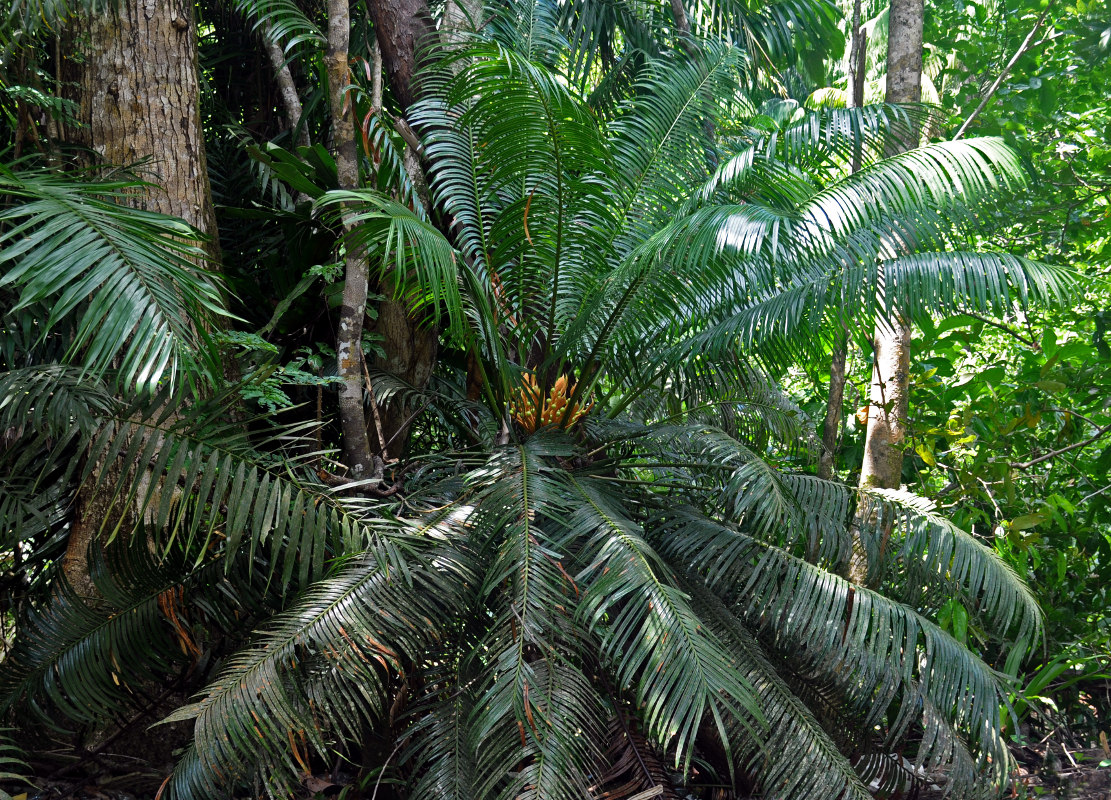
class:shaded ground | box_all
[5,741,1111,799]
[1005,744,1111,800]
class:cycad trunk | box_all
[848,0,922,584]
[63,0,218,592]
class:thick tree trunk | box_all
[367,0,436,113]
[885,0,925,110]
[848,0,922,584]
[76,0,218,241]
[64,0,220,592]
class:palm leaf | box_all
[0,169,226,392]
[569,475,762,770]
[163,527,474,799]
[0,543,244,726]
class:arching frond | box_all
[319,190,468,343]
[655,509,1016,776]
[683,579,875,800]
[857,488,1042,642]
[0,169,226,392]
[607,43,749,245]
[464,444,611,800]
[163,528,475,799]
[229,0,324,54]
[402,655,479,800]
[473,657,605,800]
[0,544,244,726]
[569,476,762,769]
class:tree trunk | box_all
[819,0,867,484]
[847,0,922,584]
[367,0,435,113]
[365,0,471,457]
[64,0,220,592]
[329,0,379,480]
[818,337,848,481]
[264,29,311,148]
[76,0,218,243]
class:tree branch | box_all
[953,6,1052,141]
[1013,421,1111,470]
[962,310,1039,348]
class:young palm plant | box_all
[0,7,1071,800]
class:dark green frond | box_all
[858,488,1043,642]
[0,169,226,391]
[570,476,761,769]
[656,510,1014,779]
[229,0,324,54]
[164,529,474,799]
[0,543,240,727]
[684,579,874,800]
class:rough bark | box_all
[329,0,379,480]
[885,0,924,107]
[64,0,220,592]
[76,0,218,243]
[847,0,922,584]
[366,0,436,112]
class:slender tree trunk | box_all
[329,0,379,480]
[264,29,311,148]
[819,339,848,480]
[847,0,922,584]
[669,0,696,55]
[63,0,220,594]
[819,0,868,483]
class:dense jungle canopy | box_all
[0,0,1109,797]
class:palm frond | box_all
[402,655,479,800]
[0,543,242,726]
[163,527,474,799]
[569,475,761,770]
[460,439,608,800]
[683,579,875,800]
[229,0,324,54]
[0,169,226,392]
[857,488,1042,642]
[0,0,111,53]
[607,42,749,246]
[474,657,606,800]
[319,190,468,343]
[655,509,1015,777]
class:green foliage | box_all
[0,167,227,392]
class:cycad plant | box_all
[0,5,1072,800]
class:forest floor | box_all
[5,741,1111,799]
[1002,743,1111,800]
